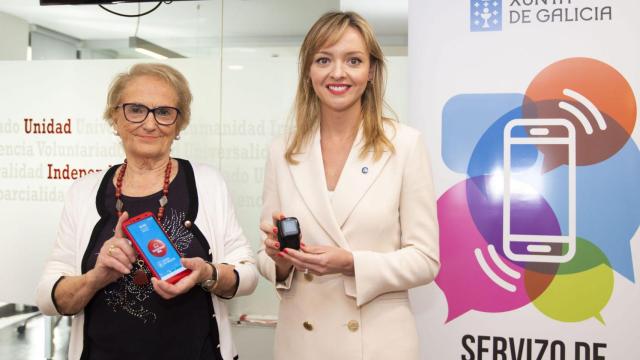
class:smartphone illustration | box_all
[122,212,191,284]
[502,118,576,263]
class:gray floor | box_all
[0,306,69,360]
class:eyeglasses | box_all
[116,103,180,126]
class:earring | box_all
[112,129,119,136]
[175,134,181,140]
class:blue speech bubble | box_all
[466,107,539,178]
[575,138,640,282]
[442,93,526,174]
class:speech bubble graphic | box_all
[437,58,636,324]
[442,93,526,175]
[575,138,640,282]
[524,57,637,168]
[534,131,640,281]
[465,176,563,266]
[436,178,555,322]
[532,237,613,324]
[524,100,628,172]
[466,106,540,178]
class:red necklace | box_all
[114,158,172,286]
[115,158,172,222]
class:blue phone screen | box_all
[126,216,185,280]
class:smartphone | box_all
[502,118,576,263]
[122,211,192,284]
[277,217,301,251]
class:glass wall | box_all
[0,0,224,306]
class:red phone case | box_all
[122,211,192,284]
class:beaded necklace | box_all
[115,158,172,285]
[115,158,172,222]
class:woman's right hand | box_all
[260,211,294,281]
[88,212,137,290]
[51,212,137,315]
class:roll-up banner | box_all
[409,1,639,359]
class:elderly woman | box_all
[36,63,257,360]
[257,11,440,360]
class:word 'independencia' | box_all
[47,163,104,180]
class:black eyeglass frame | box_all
[116,103,181,126]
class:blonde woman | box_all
[257,11,440,360]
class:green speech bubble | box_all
[532,237,613,324]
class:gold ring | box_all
[108,245,116,256]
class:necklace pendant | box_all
[133,269,149,286]
[115,199,124,212]
[159,195,168,207]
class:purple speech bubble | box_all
[436,177,557,322]
[466,176,563,265]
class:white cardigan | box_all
[35,161,258,360]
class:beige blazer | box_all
[257,122,440,360]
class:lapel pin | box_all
[361,167,368,174]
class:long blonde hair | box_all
[285,11,395,164]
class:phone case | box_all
[122,211,192,284]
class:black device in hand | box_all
[277,217,301,251]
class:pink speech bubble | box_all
[436,178,555,322]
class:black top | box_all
[79,160,223,360]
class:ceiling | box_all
[0,0,407,59]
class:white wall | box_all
[0,12,28,60]
[31,31,78,60]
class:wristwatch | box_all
[200,261,218,292]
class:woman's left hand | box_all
[280,244,354,277]
[151,257,210,300]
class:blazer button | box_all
[303,321,313,331]
[347,320,359,332]
[304,272,313,282]
[184,220,192,228]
